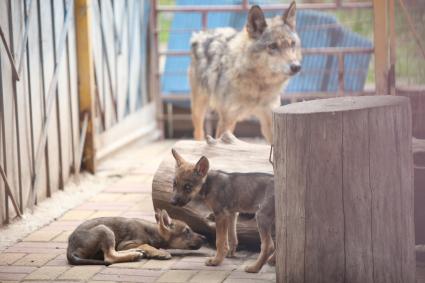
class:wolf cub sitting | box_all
[170,149,275,273]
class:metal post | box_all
[338,53,345,96]
[75,0,96,173]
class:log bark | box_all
[152,132,273,247]
[273,96,415,283]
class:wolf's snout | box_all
[290,64,301,74]
[170,197,179,206]
[170,195,186,206]
[199,234,207,243]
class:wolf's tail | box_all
[67,251,106,265]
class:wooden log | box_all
[273,95,415,283]
[152,132,273,247]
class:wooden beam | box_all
[373,0,389,95]
[388,0,396,95]
[75,0,96,173]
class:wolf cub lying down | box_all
[67,209,206,265]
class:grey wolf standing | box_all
[67,209,206,265]
[189,2,301,143]
[170,149,275,273]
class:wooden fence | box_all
[0,0,155,225]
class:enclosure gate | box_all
[0,0,155,225]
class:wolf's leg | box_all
[227,212,238,258]
[91,225,143,265]
[215,113,237,139]
[206,214,229,266]
[245,213,274,273]
[256,108,273,144]
[136,244,171,260]
[267,250,276,266]
[190,69,209,140]
[117,241,170,260]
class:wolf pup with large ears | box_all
[170,149,275,273]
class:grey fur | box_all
[190,2,301,143]
[170,150,275,273]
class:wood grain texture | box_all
[152,132,273,246]
[273,96,415,283]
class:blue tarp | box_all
[161,0,372,102]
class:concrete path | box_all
[0,139,276,283]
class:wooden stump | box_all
[272,96,415,283]
[152,132,273,247]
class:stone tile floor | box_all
[0,138,424,282]
[0,139,276,283]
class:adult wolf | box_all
[189,2,301,143]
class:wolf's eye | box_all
[291,41,296,48]
[184,228,190,235]
[268,42,279,50]
[173,180,177,190]
[184,184,192,193]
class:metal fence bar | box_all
[157,2,373,13]
[159,47,374,57]
[338,53,345,96]
[397,0,425,60]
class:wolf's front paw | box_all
[131,251,145,261]
[267,253,276,266]
[205,257,222,266]
[226,248,236,258]
[245,264,261,273]
[156,250,172,260]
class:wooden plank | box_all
[39,0,57,199]
[274,113,309,283]
[1,0,16,221]
[373,0,389,95]
[342,109,373,282]
[75,0,96,173]
[272,111,287,283]
[395,103,415,283]
[369,106,402,282]
[304,112,345,283]
[9,0,25,214]
[27,0,49,206]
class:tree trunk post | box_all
[273,96,415,283]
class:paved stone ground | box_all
[1,138,424,283]
[0,139,276,283]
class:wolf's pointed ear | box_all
[195,156,209,177]
[158,209,172,236]
[283,1,296,30]
[171,148,185,167]
[154,208,162,223]
[246,5,267,39]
